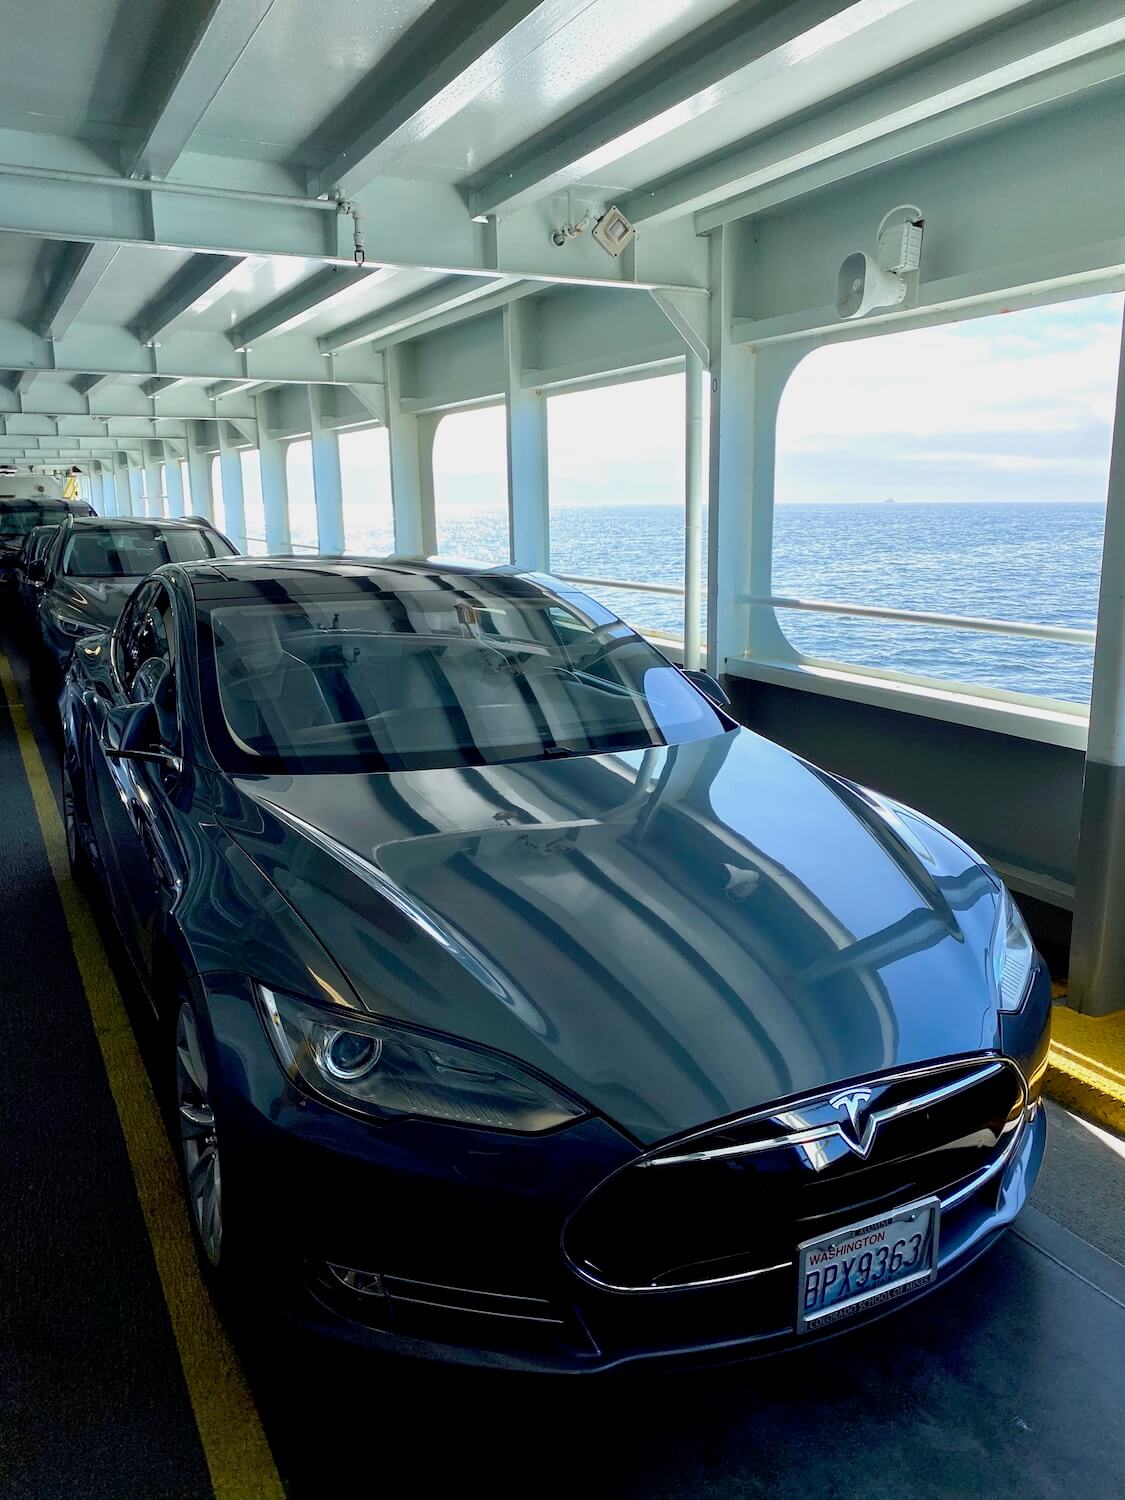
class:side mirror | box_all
[683,667,731,708]
[27,558,46,584]
[101,699,180,770]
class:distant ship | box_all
[884,496,897,503]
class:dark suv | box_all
[0,494,95,592]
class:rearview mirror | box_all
[683,668,731,708]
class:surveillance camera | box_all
[592,206,635,258]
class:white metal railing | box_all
[557,573,686,598]
[747,593,1095,648]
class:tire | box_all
[174,996,227,1276]
[61,764,91,883]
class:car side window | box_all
[118,583,174,702]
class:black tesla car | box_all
[34,514,236,674]
[60,556,1050,1371]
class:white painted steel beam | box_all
[164,445,186,517]
[256,395,291,554]
[229,268,389,348]
[467,0,907,219]
[308,0,577,198]
[126,0,278,180]
[386,346,436,556]
[619,1,1125,229]
[683,349,704,671]
[0,154,705,292]
[187,423,214,521]
[503,302,548,571]
[319,277,524,355]
[38,243,123,339]
[216,420,247,550]
[136,255,248,344]
[307,386,344,554]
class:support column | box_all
[143,442,164,518]
[704,225,801,680]
[217,422,247,552]
[1070,312,1125,1016]
[308,385,344,554]
[186,423,214,522]
[683,349,704,670]
[96,466,115,516]
[164,446,185,517]
[113,460,132,517]
[128,465,146,517]
[256,396,291,553]
[386,347,436,556]
[504,302,549,571]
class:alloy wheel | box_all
[175,1002,223,1267]
[62,768,79,871]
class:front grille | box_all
[563,1056,1026,1292]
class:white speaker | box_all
[835,252,908,320]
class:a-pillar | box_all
[143,442,164,517]
[704,224,801,681]
[1070,311,1125,1016]
[308,385,344,554]
[217,421,247,551]
[504,302,549,571]
[163,445,185,517]
[386,346,437,556]
[256,395,291,553]
[186,423,214,522]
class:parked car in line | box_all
[0,490,95,594]
[15,524,60,627]
[59,555,1050,1372]
[34,515,236,675]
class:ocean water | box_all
[348,501,1106,707]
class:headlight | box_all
[55,612,91,638]
[257,985,586,1133]
[991,887,1036,1012]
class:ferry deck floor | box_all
[2,617,1124,1500]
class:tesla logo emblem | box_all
[829,1088,876,1156]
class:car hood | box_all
[221,729,1005,1143]
[49,576,137,628]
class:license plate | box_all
[796,1197,940,1333]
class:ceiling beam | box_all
[466,0,905,219]
[306,0,586,198]
[0,163,703,292]
[72,374,120,397]
[621,0,1125,229]
[318,276,526,355]
[136,254,248,343]
[38,243,122,339]
[126,0,278,179]
[141,377,179,397]
[14,370,41,395]
[228,266,391,347]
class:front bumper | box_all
[200,962,1052,1374]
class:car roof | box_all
[182,554,538,603]
[64,514,217,529]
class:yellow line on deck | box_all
[0,648,285,1500]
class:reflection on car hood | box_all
[223,728,1004,1143]
[49,577,137,628]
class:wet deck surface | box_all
[2,615,1124,1500]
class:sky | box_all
[275,290,1124,533]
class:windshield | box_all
[0,504,62,539]
[197,579,731,774]
[61,525,233,577]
